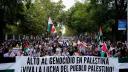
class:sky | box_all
[52,0,84,10]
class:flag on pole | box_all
[102,42,108,52]
[47,17,53,32]
[99,26,103,36]
[47,17,56,33]
[97,26,103,51]
[101,42,110,57]
[51,24,56,33]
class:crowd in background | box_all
[0,35,128,58]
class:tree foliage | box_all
[0,0,65,36]
[0,0,26,40]
[19,0,65,35]
[0,0,127,41]
[65,0,127,40]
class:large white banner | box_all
[13,56,119,72]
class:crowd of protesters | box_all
[0,35,128,58]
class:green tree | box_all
[40,0,64,25]
[0,0,65,38]
[18,0,46,35]
[65,0,126,41]
[0,0,28,41]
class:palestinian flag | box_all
[47,17,56,33]
[101,42,110,57]
[51,24,56,33]
[99,26,103,36]
[47,17,53,32]
[97,26,103,51]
